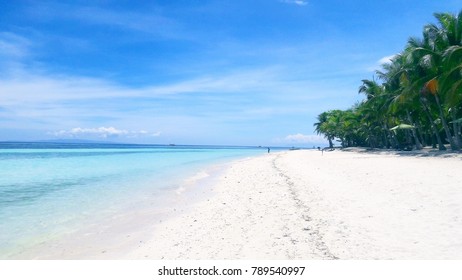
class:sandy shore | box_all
[125,149,462,260]
[14,149,461,260]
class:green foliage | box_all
[314,11,462,150]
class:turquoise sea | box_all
[0,142,268,258]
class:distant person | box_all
[267,147,270,153]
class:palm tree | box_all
[314,10,462,151]
[358,78,397,148]
[314,112,334,148]
[435,11,462,148]
[405,12,461,150]
[380,53,425,149]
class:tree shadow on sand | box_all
[341,147,462,159]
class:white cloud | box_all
[378,54,396,65]
[51,127,160,139]
[283,133,326,144]
[367,54,398,72]
[0,63,357,145]
[281,0,308,6]
[27,3,182,39]
[0,32,31,59]
[0,67,319,105]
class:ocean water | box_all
[0,142,266,258]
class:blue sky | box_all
[0,0,460,146]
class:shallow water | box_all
[0,142,266,258]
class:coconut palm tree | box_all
[405,12,461,150]
[314,111,334,148]
[379,53,426,149]
[314,10,462,151]
[358,78,399,148]
[435,11,462,148]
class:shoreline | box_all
[9,149,462,259]
[127,149,462,259]
[7,155,252,260]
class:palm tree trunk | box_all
[434,94,459,150]
[431,134,437,148]
[406,110,422,150]
[415,119,427,147]
[367,133,375,148]
[381,131,387,148]
[451,108,462,149]
[382,123,392,148]
[384,122,399,148]
[421,97,446,150]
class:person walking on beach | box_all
[267,147,270,153]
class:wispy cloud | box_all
[280,0,308,6]
[51,127,160,139]
[73,7,178,37]
[0,32,31,58]
[282,133,326,144]
[378,54,397,65]
[0,66,336,105]
[26,3,183,39]
[271,133,328,147]
[0,65,354,121]
[0,66,352,144]
[366,54,398,72]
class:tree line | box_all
[314,11,462,151]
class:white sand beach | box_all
[14,149,462,260]
[125,149,462,260]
